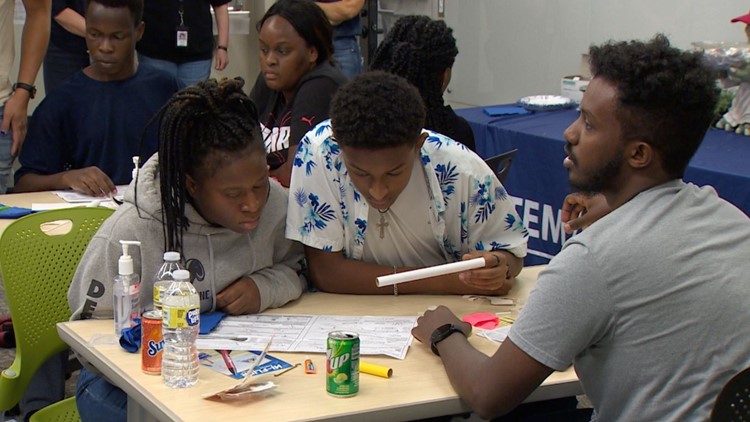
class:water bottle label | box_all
[153,285,166,308]
[164,306,199,329]
[129,284,140,295]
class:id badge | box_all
[176,26,189,48]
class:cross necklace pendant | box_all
[376,208,389,239]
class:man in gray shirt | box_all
[411,34,750,421]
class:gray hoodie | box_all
[69,154,306,321]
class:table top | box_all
[0,191,65,232]
[58,265,581,422]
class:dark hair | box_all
[370,15,458,138]
[589,34,719,178]
[256,0,334,65]
[86,0,143,25]
[330,71,425,149]
[155,78,263,254]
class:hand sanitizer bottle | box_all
[114,240,142,336]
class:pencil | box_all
[218,349,237,376]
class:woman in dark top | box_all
[250,0,347,187]
[370,15,476,152]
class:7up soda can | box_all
[326,331,359,397]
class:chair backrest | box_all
[712,367,750,421]
[0,207,114,412]
[483,149,518,184]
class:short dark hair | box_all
[589,34,719,178]
[370,15,458,138]
[330,71,425,149]
[257,0,334,65]
[149,78,263,254]
[86,0,143,25]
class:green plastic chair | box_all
[0,207,114,421]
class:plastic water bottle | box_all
[161,269,200,388]
[152,251,184,314]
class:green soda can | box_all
[326,331,360,397]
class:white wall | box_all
[442,0,750,106]
[14,0,750,109]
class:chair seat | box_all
[28,397,80,422]
[711,367,750,421]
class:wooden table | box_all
[57,266,581,422]
[0,191,65,232]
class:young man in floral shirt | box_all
[286,71,528,295]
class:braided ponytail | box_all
[371,16,459,138]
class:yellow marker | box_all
[360,361,393,378]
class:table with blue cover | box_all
[457,106,750,265]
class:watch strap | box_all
[12,82,36,99]
[430,323,466,356]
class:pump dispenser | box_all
[114,240,142,336]
[131,156,140,182]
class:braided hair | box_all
[370,15,458,138]
[150,77,263,255]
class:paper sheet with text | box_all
[196,314,417,359]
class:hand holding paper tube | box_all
[376,257,487,287]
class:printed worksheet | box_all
[196,314,417,359]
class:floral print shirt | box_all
[286,120,528,262]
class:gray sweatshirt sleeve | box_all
[246,182,307,312]
[251,222,306,312]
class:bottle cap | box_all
[173,269,190,281]
[163,251,181,262]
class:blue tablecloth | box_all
[457,106,750,265]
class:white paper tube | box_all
[376,257,488,287]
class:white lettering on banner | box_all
[260,123,290,152]
[510,195,569,246]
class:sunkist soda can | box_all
[141,310,164,374]
[326,331,359,397]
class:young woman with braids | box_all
[250,0,347,187]
[68,78,305,420]
[370,15,476,151]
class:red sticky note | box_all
[462,312,500,330]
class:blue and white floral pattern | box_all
[286,120,528,261]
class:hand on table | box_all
[458,251,513,295]
[561,192,611,234]
[61,167,116,197]
[216,276,261,315]
[411,305,471,345]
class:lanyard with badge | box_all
[176,0,189,48]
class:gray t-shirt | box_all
[510,180,750,421]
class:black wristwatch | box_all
[430,323,466,356]
[12,82,36,99]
